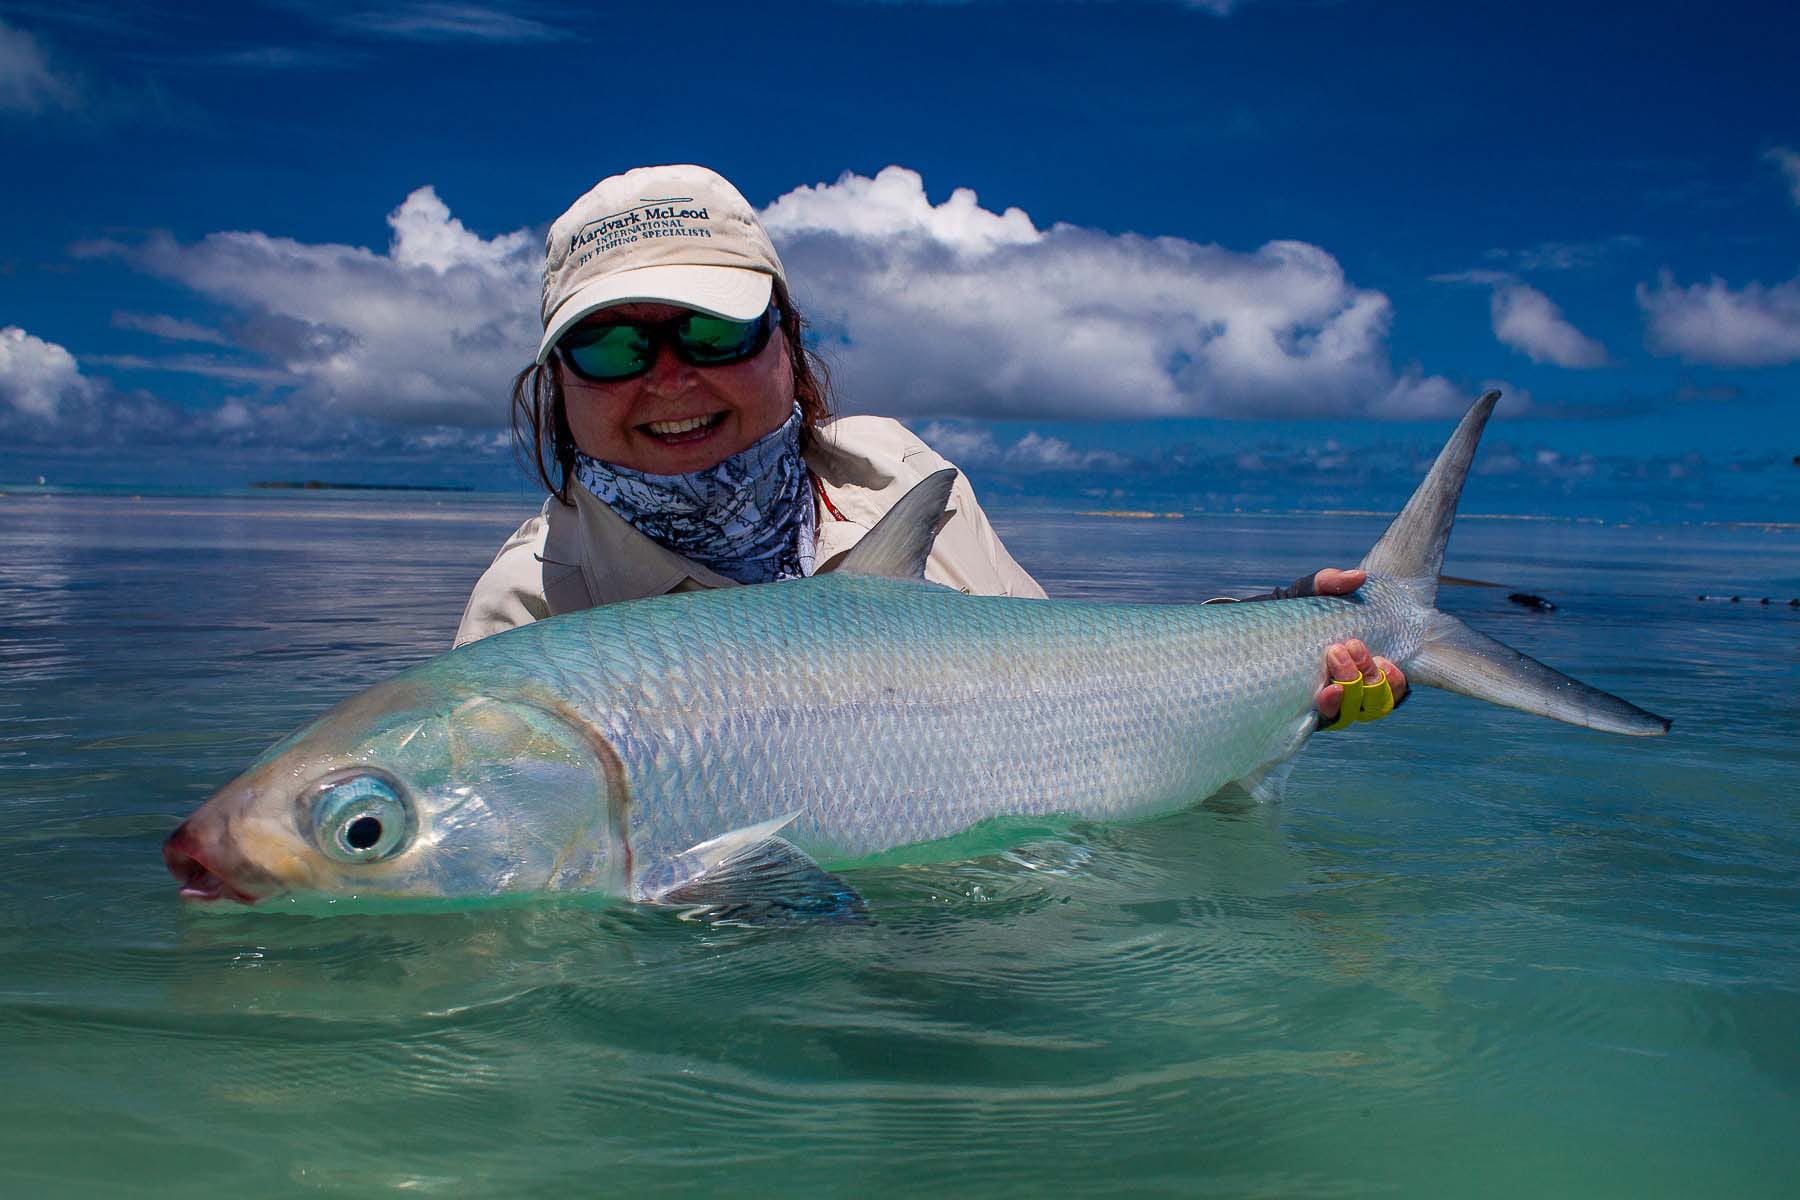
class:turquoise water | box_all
[2,490,1796,1197]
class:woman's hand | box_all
[1307,569,1408,725]
[1317,639,1408,724]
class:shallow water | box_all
[2,490,1796,1197]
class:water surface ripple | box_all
[2,492,1796,1197]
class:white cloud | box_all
[0,326,91,418]
[915,421,1126,471]
[112,312,229,345]
[86,353,295,384]
[764,166,1467,420]
[1766,146,1800,208]
[386,185,534,271]
[90,167,1485,436]
[1480,235,1642,272]
[0,18,79,114]
[1428,269,1516,286]
[91,187,540,425]
[1490,283,1609,368]
[1636,271,1800,367]
[914,422,999,464]
[1005,431,1127,470]
[326,3,565,42]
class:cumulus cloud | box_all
[85,186,539,426]
[1636,271,1800,367]
[0,326,91,418]
[0,18,79,114]
[1766,146,1800,208]
[764,166,1466,420]
[83,167,1480,433]
[1490,283,1609,368]
[916,421,1128,471]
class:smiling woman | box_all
[456,164,1047,648]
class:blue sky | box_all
[1,0,1796,518]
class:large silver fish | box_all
[164,392,1667,917]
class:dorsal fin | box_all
[837,468,958,581]
[1358,390,1500,607]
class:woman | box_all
[457,165,1402,728]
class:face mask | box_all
[573,404,816,585]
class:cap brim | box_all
[536,265,774,362]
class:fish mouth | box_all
[163,824,263,904]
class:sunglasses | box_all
[555,305,780,382]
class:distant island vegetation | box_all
[249,481,474,492]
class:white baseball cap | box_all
[536,164,786,363]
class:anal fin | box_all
[1236,757,1297,805]
[1233,712,1315,804]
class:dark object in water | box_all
[1507,592,1555,612]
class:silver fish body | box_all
[164,392,1667,911]
[474,570,1421,893]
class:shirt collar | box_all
[556,484,738,605]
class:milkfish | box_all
[164,392,1668,918]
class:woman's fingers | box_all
[1313,568,1367,596]
[1319,641,1406,722]
[1374,655,1407,702]
[1316,681,1345,720]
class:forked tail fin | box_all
[1364,390,1670,737]
[1408,612,1670,735]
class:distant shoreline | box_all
[248,481,474,492]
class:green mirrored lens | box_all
[564,325,652,379]
[678,313,762,363]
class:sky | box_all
[1,0,1796,519]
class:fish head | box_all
[165,675,626,906]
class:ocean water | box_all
[1,489,1796,1198]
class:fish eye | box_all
[308,771,414,864]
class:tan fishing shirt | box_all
[454,416,1047,647]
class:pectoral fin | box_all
[648,817,867,926]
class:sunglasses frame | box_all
[555,305,781,383]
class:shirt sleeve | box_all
[453,513,555,647]
[943,470,1048,600]
[878,420,1046,600]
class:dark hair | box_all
[510,279,834,503]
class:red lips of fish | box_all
[162,822,263,904]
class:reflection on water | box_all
[1,491,1797,1197]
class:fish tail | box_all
[1409,611,1669,735]
[1358,391,1498,607]
[1360,390,1670,737]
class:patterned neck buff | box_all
[573,404,816,585]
